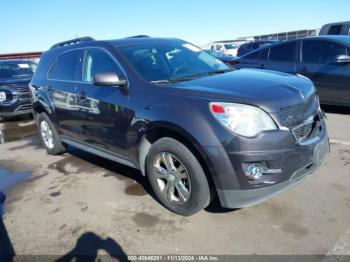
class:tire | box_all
[146,137,211,216]
[0,115,9,122]
[37,113,66,155]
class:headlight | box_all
[209,102,277,137]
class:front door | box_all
[298,40,350,105]
[75,47,135,158]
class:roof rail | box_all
[50,37,95,49]
[126,35,150,38]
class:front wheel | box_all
[146,137,211,216]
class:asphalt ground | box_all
[0,105,349,260]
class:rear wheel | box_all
[0,115,9,122]
[37,113,66,155]
[146,137,211,216]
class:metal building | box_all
[238,29,319,41]
[0,51,42,62]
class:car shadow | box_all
[0,192,15,262]
[55,231,128,262]
[204,195,239,214]
[322,104,350,115]
[66,145,241,215]
[66,145,156,199]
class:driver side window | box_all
[302,41,347,64]
[82,48,123,83]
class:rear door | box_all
[75,47,135,157]
[265,41,298,74]
[47,49,83,139]
[298,39,350,104]
[255,48,270,70]
[236,49,261,69]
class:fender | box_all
[32,88,57,122]
[133,102,223,177]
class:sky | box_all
[0,0,349,53]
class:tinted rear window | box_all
[269,42,297,62]
[49,50,80,81]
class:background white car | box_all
[209,42,239,56]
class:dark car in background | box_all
[0,60,36,120]
[320,21,350,36]
[30,36,328,216]
[234,36,350,106]
[237,40,279,57]
[205,49,237,66]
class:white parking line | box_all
[327,230,350,256]
[330,139,350,146]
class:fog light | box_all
[242,163,264,181]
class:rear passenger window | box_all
[302,41,347,64]
[82,48,123,83]
[244,51,259,60]
[328,25,342,35]
[49,50,80,81]
[269,42,297,62]
[258,49,269,60]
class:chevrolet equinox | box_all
[30,36,329,216]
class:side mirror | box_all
[334,55,350,64]
[93,72,128,88]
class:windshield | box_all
[119,42,230,83]
[207,50,226,58]
[0,61,36,80]
[224,44,237,49]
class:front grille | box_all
[279,95,316,128]
[16,104,32,111]
[292,117,314,143]
[11,84,29,94]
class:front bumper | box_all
[204,116,329,209]
[0,99,32,117]
[0,88,32,117]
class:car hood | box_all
[167,69,316,113]
[0,78,31,85]
[0,78,31,91]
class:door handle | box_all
[77,91,87,100]
[300,66,308,72]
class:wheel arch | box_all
[138,121,216,194]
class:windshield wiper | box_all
[150,76,197,84]
[150,80,173,84]
[16,74,32,78]
[150,70,233,84]
[207,69,233,75]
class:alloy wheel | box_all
[40,120,54,149]
[153,152,191,204]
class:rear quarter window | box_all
[31,53,53,81]
[49,50,81,81]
